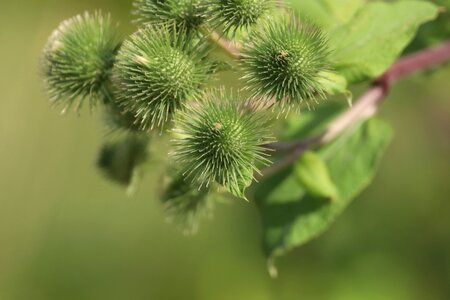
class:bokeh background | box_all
[1,0,449,299]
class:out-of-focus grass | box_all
[0,1,449,299]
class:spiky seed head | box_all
[133,0,207,33]
[162,173,213,234]
[241,17,331,111]
[42,12,120,111]
[172,90,274,199]
[102,101,145,133]
[97,134,149,186]
[208,0,273,35]
[113,25,210,130]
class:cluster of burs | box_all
[42,0,333,231]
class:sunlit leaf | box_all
[255,118,393,261]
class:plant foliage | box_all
[41,0,445,273]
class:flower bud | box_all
[162,173,213,234]
[172,90,274,198]
[97,134,149,186]
[208,0,273,35]
[134,0,207,33]
[113,25,210,130]
[42,12,120,110]
[241,17,331,111]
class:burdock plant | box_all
[41,0,448,270]
[113,25,211,130]
[42,12,120,110]
[241,17,331,110]
[172,90,274,198]
[208,0,274,35]
[134,0,208,33]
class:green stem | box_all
[200,27,241,60]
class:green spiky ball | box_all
[241,18,331,110]
[102,100,144,133]
[42,12,120,110]
[97,134,149,186]
[134,0,207,32]
[162,174,213,234]
[208,0,273,34]
[172,91,274,198]
[113,25,210,130]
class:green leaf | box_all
[288,0,366,30]
[317,71,348,96]
[294,151,338,200]
[433,0,450,9]
[331,1,439,82]
[255,118,393,260]
[406,0,450,52]
[281,101,345,141]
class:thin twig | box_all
[262,40,450,177]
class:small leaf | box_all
[294,151,338,200]
[255,118,393,261]
[331,1,439,82]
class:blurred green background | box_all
[1,0,449,299]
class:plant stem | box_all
[263,40,450,177]
[274,0,288,13]
[201,28,241,60]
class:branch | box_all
[263,40,450,177]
